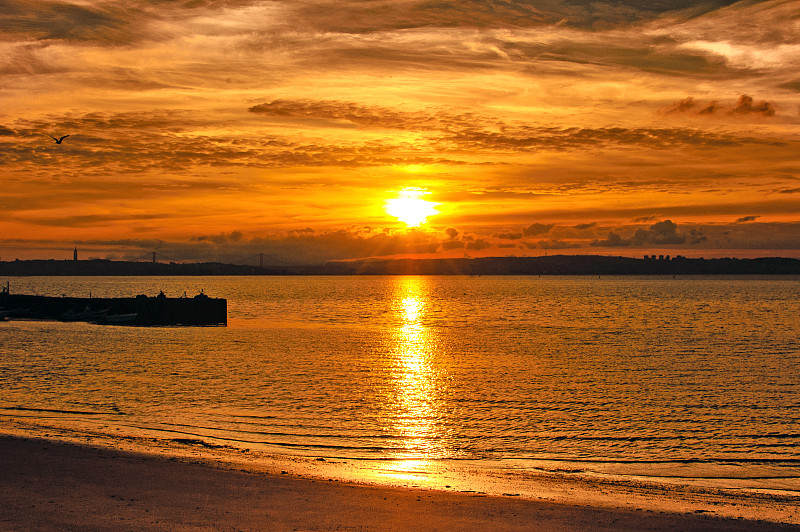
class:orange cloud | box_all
[661,95,777,117]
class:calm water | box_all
[1,276,799,491]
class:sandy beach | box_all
[1,435,797,531]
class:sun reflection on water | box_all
[378,276,449,483]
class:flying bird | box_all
[49,135,69,144]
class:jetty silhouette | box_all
[0,286,227,327]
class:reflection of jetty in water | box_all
[0,286,226,326]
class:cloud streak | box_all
[661,95,777,117]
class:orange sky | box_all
[1,0,799,264]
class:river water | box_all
[1,275,798,494]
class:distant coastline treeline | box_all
[0,259,291,277]
[2,255,800,276]
[324,255,800,276]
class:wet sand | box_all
[1,435,797,531]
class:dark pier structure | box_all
[0,290,227,326]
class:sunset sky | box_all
[2,0,799,264]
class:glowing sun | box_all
[386,188,438,227]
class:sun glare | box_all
[386,188,438,227]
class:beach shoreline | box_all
[1,434,798,531]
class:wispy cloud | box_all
[660,95,777,117]
[291,0,744,33]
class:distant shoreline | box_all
[2,255,800,276]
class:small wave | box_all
[209,413,279,421]
[128,425,404,453]
[143,420,403,441]
[3,405,121,416]
[547,434,675,442]
[539,433,800,445]
[742,433,800,440]
[171,438,229,449]
[505,456,800,466]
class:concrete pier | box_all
[0,292,227,326]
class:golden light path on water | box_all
[378,276,448,484]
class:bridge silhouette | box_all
[128,251,298,268]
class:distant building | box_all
[73,247,78,261]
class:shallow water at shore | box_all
[1,275,799,496]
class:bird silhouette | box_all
[49,135,69,144]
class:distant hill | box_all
[0,259,290,276]
[315,255,800,275]
[2,255,800,276]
